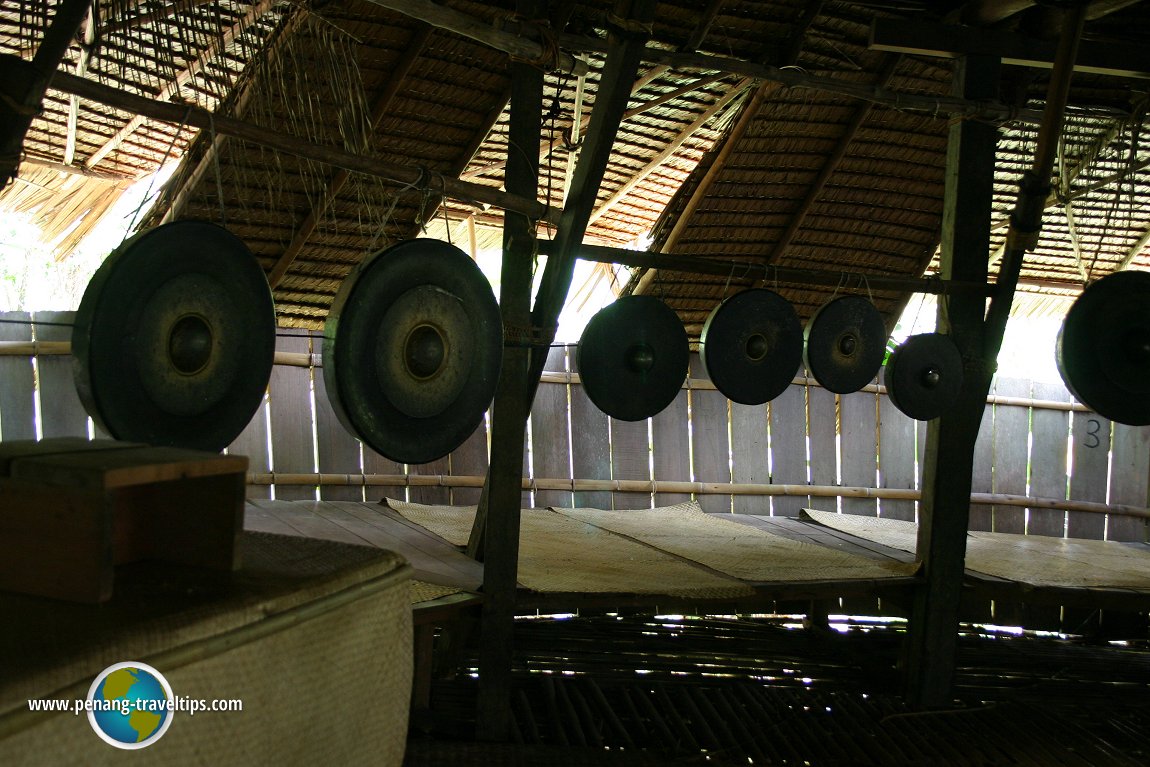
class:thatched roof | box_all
[3,0,1149,334]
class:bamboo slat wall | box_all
[1,312,1148,548]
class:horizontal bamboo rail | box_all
[0,340,1092,413]
[246,472,1150,520]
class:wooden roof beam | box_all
[585,77,750,228]
[767,55,901,266]
[46,68,556,222]
[103,0,218,35]
[84,0,274,170]
[1117,221,1150,271]
[632,0,822,296]
[870,17,1150,79]
[361,0,589,75]
[63,3,96,167]
[266,25,434,289]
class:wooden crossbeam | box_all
[869,17,1150,80]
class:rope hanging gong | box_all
[1057,270,1150,426]
[576,295,689,421]
[322,239,503,464]
[699,288,803,405]
[72,221,276,451]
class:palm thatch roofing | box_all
[2,0,1149,335]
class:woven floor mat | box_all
[803,509,1150,591]
[554,502,917,582]
[410,580,465,604]
[383,499,753,599]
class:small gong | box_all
[699,288,803,405]
[1057,270,1150,425]
[576,295,688,421]
[72,221,276,451]
[804,295,888,394]
[323,239,502,464]
[884,333,964,421]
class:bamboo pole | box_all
[243,471,1150,520]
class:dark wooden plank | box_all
[915,418,927,520]
[807,383,837,512]
[332,502,484,590]
[989,378,1030,534]
[450,417,489,506]
[531,346,572,509]
[840,389,878,516]
[363,446,406,504]
[690,357,730,513]
[730,402,769,515]
[610,417,651,510]
[1027,381,1070,538]
[651,388,691,506]
[569,371,611,509]
[0,311,36,441]
[250,498,367,546]
[878,391,916,521]
[311,335,363,502]
[1107,423,1150,542]
[408,455,452,506]
[768,383,807,517]
[228,392,270,499]
[32,311,89,439]
[267,330,315,501]
[968,402,995,531]
[1067,411,1109,540]
[243,500,299,536]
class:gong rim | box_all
[699,288,803,405]
[803,295,888,394]
[1057,270,1150,426]
[72,220,276,452]
[884,332,963,421]
[576,295,688,421]
[322,238,502,464]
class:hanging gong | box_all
[804,295,888,394]
[576,295,688,421]
[699,288,803,405]
[884,333,963,421]
[323,238,502,464]
[72,220,276,452]
[1057,270,1150,426]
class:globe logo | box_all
[86,662,174,749]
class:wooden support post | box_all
[470,8,544,739]
[903,54,1000,708]
[526,0,657,388]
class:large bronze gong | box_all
[884,332,963,421]
[72,221,276,451]
[804,295,888,394]
[323,239,502,464]
[1057,270,1150,425]
[699,288,803,405]
[576,295,688,421]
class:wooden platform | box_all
[244,499,918,610]
[244,500,1150,618]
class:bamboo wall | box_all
[2,312,1149,549]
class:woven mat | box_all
[384,499,753,599]
[803,509,1150,591]
[410,580,465,604]
[802,509,921,554]
[555,503,917,582]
